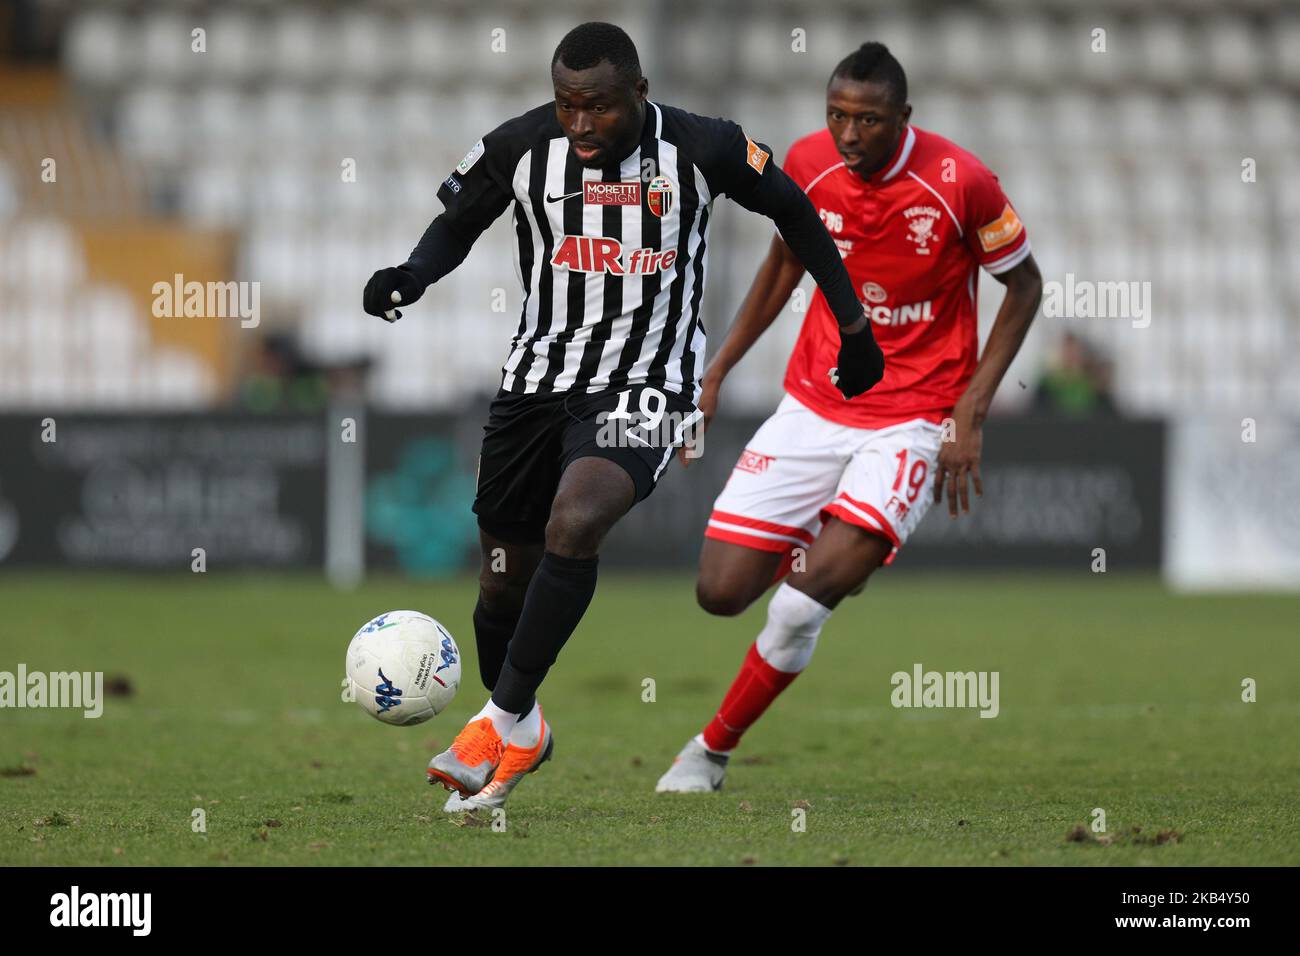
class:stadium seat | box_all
[139,12,195,83]
[1203,15,1261,89]
[1273,15,1300,88]
[206,10,265,83]
[1137,15,1192,88]
[266,9,338,84]
[1000,16,1057,88]
[337,10,398,86]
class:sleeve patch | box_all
[456,139,485,175]
[977,204,1023,253]
[746,136,770,175]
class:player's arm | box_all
[363,132,515,321]
[934,253,1043,516]
[703,235,805,418]
[704,123,882,400]
[676,234,804,467]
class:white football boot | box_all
[655,738,729,793]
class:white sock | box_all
[755,582,833,673]
[693,732,729,756]
[473,699,519,741]
[509,702,543,748]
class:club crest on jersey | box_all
[646,175,674,218]
[551,235,677,275]
[903,205,941,255]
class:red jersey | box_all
[781,125,1031,428]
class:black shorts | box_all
[473,384,702,543]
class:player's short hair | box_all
[830,42,908,108]
[552,21,642,88]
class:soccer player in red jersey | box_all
[657,42,1043,792]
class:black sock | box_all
[473,595,522,692]
[491,551,598,714]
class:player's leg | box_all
[429,390,565,798]
[659,417,943,792]
[454,457,633,809]
[436,528,549,811]
[454,455,642,809]
[471,526,544,695]
[488,455,635,717]
[786,517,893,608]
[433,383,692,801]
[657,523,889,792]
[485,382,701,722]
[695,537,784,618]
[694,394,843,617]
[659,396,846,791]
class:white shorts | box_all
[705,394,945,566]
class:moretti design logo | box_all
[374,668,403,714]
[647,175,674,218]
[585,181,641,205]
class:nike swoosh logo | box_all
[546,191,582,203]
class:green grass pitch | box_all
[1,571,1297,866]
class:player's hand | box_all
[677,369,722,468]
[932,396,984,517]
[829,318,885,400]
[363,266,425,322]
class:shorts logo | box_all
[861,281,888,304]
[903,205,941,255]
[746,137,770,174]
[586,181,641,205]
[735,449,775,474]
[977,204,1024,253]
[551,235,677,274]
[646,175,674,218]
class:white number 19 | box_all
[608,387,666,431]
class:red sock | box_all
[702,643,800,752]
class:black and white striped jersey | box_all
[426,100,863,401]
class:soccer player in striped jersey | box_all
[363,22,884,811]
[656,42,1043,793]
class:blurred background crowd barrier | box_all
[1,0,1296,587]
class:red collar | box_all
[859,125,916,186]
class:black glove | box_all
[363,265,426,322]
[829,319,885,399]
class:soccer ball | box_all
[345,610,461,726]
